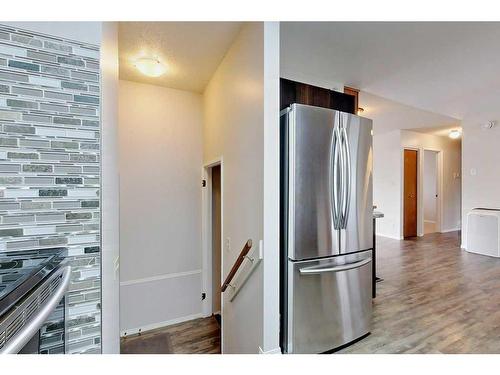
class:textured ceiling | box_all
[119,22,242,93]
[281,22,500,119]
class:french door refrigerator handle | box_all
[332,125,341,230]
[341,125,351,229]
[299,257,371,274]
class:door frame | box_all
[422,148,443,235]
[401,147,419,238]
[400,147,444,238]
[201,157,223,323]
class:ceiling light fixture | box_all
[449,129,461,139]
[134,57,166,77]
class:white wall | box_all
[461,111,500,248]
[372,130,402,239]
[262,22,281,354]
[118,80,203,334]
[423,150,438,223]
[100,22,121,354]
[203,23,265,354]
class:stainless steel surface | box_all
[299,257,371,274]
[340,118,351,230]
[333,124,341,230]
[287,104,341,260]
[287,251,372,354]
[373,210,384,219]
[0,266,71,354]
[331,123,341,230]
[341,112,373,254]
[281,104,373,354]
[285,105,373,260]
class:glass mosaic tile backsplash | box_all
[0,24,101,354]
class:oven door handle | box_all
[299,258,371,274]
[0,265,71,354]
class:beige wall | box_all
[203,22,264,353]
[118,80,204,334]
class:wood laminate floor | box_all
[120,316,220,354]
[121,231,500,354]
[340,231,500,353]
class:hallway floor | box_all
[120,316,220,354]
[340,231,500,353]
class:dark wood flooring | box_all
[121,232,500,354]
[120,316,220,354]
[340,231,500,353]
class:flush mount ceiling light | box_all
[449,129,461,139]
[134,57,167,77]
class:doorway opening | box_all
[403,149,418,238]
[201,159,223,353]
[423,150,440,234]
[211,164,222,325]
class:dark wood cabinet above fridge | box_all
[280,78,356,114]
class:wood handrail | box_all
[221,239,252,292]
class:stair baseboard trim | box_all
[120,312,204,337]
[258,346,282,354]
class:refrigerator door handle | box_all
[340,124,351,229]
[299,257,371,274]
[332,126,341,230]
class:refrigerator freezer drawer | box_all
[286,251,372,354]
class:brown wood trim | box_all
[280,78,356,113]
[344,86,359,114]
[403,149,418,238]
[221,239,252,292]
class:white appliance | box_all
[466,208,500,258]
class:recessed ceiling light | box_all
[134,57,167,77]
[449,129,461,139]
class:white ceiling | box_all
[360,91,460,136]
[119,22,242,93]
[408,124,462,138]
[281,22,500,119]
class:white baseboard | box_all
[441,227,460,233]
[258,346,282,354]
[376,233,403,240]
[120,313,203,337]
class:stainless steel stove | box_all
[0,248,70,354]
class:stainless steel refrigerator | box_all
[280,104,373,354]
